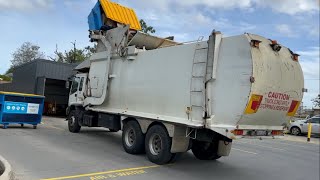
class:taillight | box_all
[287,100,300,116]
[231,129,244,135]
[271,130,283,136]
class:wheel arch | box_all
[290,126,302,134]
[121,117,174,137]
[290,126,301,131]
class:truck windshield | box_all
[70,77,80,95]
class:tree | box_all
[312,94,320,107]
[0,75,12,81]
[51,44,96,63]
[140,19,156,34]
[5,66,15,74]
[11,42,45,67]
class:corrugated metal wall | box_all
[0,61,37,94]
[36,60,75,81]
[0,59,76,95]
[15,61,37,93]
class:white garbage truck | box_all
[67,0,304,164]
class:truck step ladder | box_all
[190,43,208,123]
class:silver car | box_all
[289,116,320,135]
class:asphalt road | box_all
[0,116,319,180]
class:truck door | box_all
[76,76,86,103]
[68,77,80,105]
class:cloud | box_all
[275,24,295,37]
[257,0,319,15]
[63,0,95,13]
[0,0,53,12]
[119,0,318,16]
[298,47,320,80]
[177,0,253,9]
[297,47,320,108]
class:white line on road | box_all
[232,148,258,155]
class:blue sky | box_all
[0,0,319,108]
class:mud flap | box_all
[218,141,232,156]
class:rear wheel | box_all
[145,125,174,165]
[191,140,221,160]
[68,110,81,133]
[122,121,145,154]
[290,127,301,136]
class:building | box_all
[0,59,77,115]
[313,107,320,116]
[0,79,11,84]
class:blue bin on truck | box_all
[0,91,44,129]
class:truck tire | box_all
[145,125,174,165]
[122,121,145,154]
[68,110,81,133]
[191,140,221,160]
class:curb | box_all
[0,155,14,180]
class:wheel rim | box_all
[125,128,136,147]
[70,116,75,127]
[149,133,162,155]
[292,128,299,135]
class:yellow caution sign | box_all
[244,94,263,114]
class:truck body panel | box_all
[89,41,206,127]
[74,30,304,139]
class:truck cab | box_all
[68,73,87,107]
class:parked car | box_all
[289,116,320,135]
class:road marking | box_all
[40,165,160,180]
[89,169,146,180]
[237,141,285,151]
[233,148,258,155]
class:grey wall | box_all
[36,60,75,81]
[0,62,37,94]
[0,59,76,95]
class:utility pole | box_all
[71,40,76,63]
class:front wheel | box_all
[191,140,221,160]
[145,125,174,165]
[68,110,81,133]
[290,127,301,136]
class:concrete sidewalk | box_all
[0,155,14,180]
[282,134,320,145]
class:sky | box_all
[0,0,319,108]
